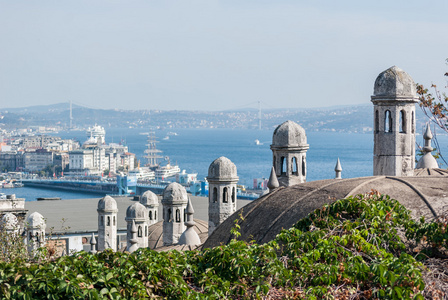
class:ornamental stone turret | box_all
[372,66,418,176]
[416,124,439,169]
[162,182,188,245]
[26,212,46,253]
[126,202,149,250]
[140,190,159,225]
[207,156,238,236]
[97,195,118,251]
[271,120,309,186]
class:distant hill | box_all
[0,102,431,133]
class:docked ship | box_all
[128,167,155,181]
[143,132,180,180]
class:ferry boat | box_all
[128,167,155,181]
[155,161,181,180]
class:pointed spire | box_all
[127,220,138,253]
[335,158,342,179]
[267,166,279,192]
[416,123,439,169]
[178,197,201,246]
[90,233,97,254]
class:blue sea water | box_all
[13,127,448,201]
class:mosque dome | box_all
[372,66,417,100]
[1,213,18,230]
[26,212,46,229]
[97,195,118,212]
[140,190,159,207]
[126,202,147,220]
[203,175,448,249]
[207,156,238,181]
[271,120,307,148]
[162,182,188,205]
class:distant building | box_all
[23,149,54,172]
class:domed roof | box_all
[203,175,448,248]
[140,190,159,207]
[271,120,308,148]
[126,202,147,220]
[207,157,238,181]
[162,182,188,205]
[26,212,46,229]
[97,195,118,212]
[1,213,18,230]
[372,66,417,100]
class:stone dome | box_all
[1,213,18,230]
[372,66,417,99]
[162,182,188,205]
[126,202,147,220]
[207,156,238,181]
[26,212,46,229]
[97,195,118,212]
[140,190,159,207]
[271,120,307,148]
[204,175,448,249]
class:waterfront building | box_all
[23,149,54,172]
[207,156,238,236]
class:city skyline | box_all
[1,0,447,111]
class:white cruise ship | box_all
[128,167,155,181]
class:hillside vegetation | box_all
[1,192,447,299]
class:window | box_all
[399,110,406,133]
[292,157,298,175]
[375,110,379,133]
[213,187,218,203]
[175,209,181,222]
[384,110,392,132]
[138,226,142,237]
[184,209,186,222]
[107,216,110,226]
[145,226,147,237]
[223,187,228,203]
[412,111,415,133]
[281,157,286,174]
[302,157,306,176]
[149,211,152,220]
[155,211,157,220]
[168,208,172,221]
[232,187,236,203]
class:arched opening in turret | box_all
[175,209,181,222]
[113,216,115,226]
[184,209,186,222]
[281,157,286,175]
[223,187,228,203]
[412,111,415,133]
[138,226,142,237]
[375,110,379,133]
[384,110,392,132]
[168,208,172,221]
[107,216,110,226]
[399,110,406,133]
[292,157,298,175]
[273,155,276,171]
[145,226,147,237]
[213,187,217,203]
[302,157,306,176]
[29,232,32,240]
[154,211,157,220]
[101,216,104,225]
[232,187,236,203]
[149,211,153,220]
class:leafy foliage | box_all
[2,192,448,299]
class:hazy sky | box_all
[0,1,447,111]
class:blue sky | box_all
[0,0,447,111]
